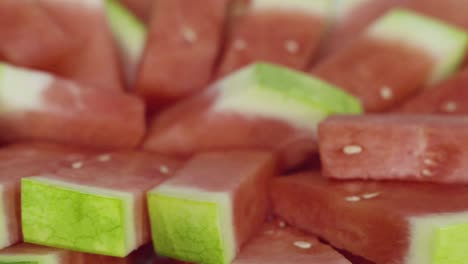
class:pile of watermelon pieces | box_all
[3,0,468,263]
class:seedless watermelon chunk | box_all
[21,152,181,257]
[0,243,84,264]
[271,172,468,264]
[319,114,468,183]
[216,0,331,77]
[313,8,468,112]
[144,63,362,169]
[0,63,145,149]
[148,151,277,264]
[232,222,351,264]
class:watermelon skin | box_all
[21,151,181,257]
[318,115,468,184]
[0,64,145,149]
[0,0,76,69]
[271,172,468,264]
[136,0,229,107]
[0,243,85,264]
[396,67,468,114]
[217,9,327,78]
[313,37,433,112]
[39,0,124,91]
[232,222,351,264]
[119,0,153,23]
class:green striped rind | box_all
[213,63,362,131]
[21,177,134,257]
[148,187,234,264]
[367,8,468,84]
[105,0,146,63]
[433,223,468,264]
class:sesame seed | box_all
[233,39,247,51]
[278,221,287,228]
[71,161,83,169]
[345,196,361,202]
[182,27,197,43]
[159,165,170,174]
[97,154,111,162]
[442,101,457,113]
[362,192,380,200]
[343,145,363,155]
[422,169,433,177]
[293,241,313,249]
[380,86,393,100]
[285,40,299,54]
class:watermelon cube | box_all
[232,222,351,264]
[21,152,181,257]
[318,114,468,183]
[397,67,468,114]
[147,151,277,264]
[0,63,145,149]
[271,172,468,264]
[39,0,123,91]
[0,0,75,69]
[0,243,84,264]
[136,0,230,107]
[143,63,362,170]
[216,0,332,78]
[313,8,468,112]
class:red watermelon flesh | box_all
[0,63,145,149]
[119,0,153,23]
[319,114,468,184]
[0,243,85,263]
[396,67,468,114]
[232,222,351,264]
[313,37,433,112]
[83,243,176,264]
[271,172,468,264]
[216,8,327,78]
[39,0,123,91]
[136,0,229,108]
[0,0,76,69]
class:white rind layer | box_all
[0,64,51,113]
[44,0,103,9]
[333,0,373,20]
[0,185,8,249]
[27,176,137,255]
[153,184,236,264]
[251,0,331,17]
[406,212,468,264]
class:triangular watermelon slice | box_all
[39,0,124,91]
[272,172,468,264]
[313,8,468,112]
[216,0,332,78]
[143,63,362,169]
[0,63,145,149]
[0,0,76,70]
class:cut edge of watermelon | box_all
[0,252,59,264]
[0,63,52,113]
[212,63,363,132]
[407,212,468,264]
[21,177,136,257]
[0,185,7,249]
[366,8,468,84]
[250,0,332,18]
[148,185,235,264]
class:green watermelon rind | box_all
[0,253,57,264]
[367,8,468,84]
[148,187,235,264]
[21,177,136,257]
[213,63,363,131]
[105,0,147,64]
[0,185,8,250]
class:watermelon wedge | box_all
[216,0,331,78]
[0,243,84,264]
[21,151,181,257]
[397,67,468,114]
[313,8,468,112]
[0,63,145,149]
[136,0,230,107]
[143,63,362,169]
[119,0,153,23]
[319,114,468,184]
[105,0,147,89]
[0,0,76,69]
[39,0,123,91]
[232,222,351,264]
[147,151,276,264]
[271,172,468,264]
